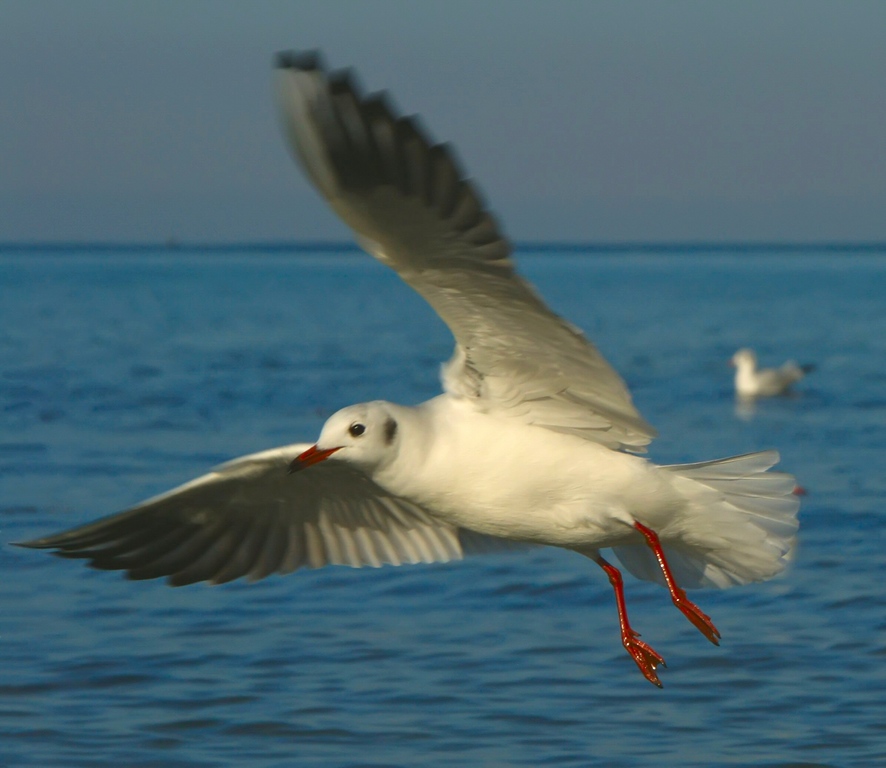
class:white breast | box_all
[373,396,676,548]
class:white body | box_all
[374,396,668,547]
[312,396,798,590]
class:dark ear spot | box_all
[383,417,398,445]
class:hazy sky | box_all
[2,1,884,242]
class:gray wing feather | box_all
[16,445,504,586]
[274,50,656,451]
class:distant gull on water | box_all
[731,347,815,399]
[17,50,800,687]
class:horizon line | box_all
[2,239,886,254]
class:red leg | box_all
[633,521,721,645]
[594,555,666,687]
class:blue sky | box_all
[2,0,884,242]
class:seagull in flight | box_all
[17,51,800,687]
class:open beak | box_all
[288,444,341,474]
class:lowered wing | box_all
[17,445,493,586]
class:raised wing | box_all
[16,445,494,586]
[275,50,656,452]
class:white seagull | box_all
[731,347,815,398]
[17,51,800,687]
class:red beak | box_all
[289,444,341,474]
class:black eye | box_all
[348,422,366,438]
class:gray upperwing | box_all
[274,50,656,451]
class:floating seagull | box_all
[731,348,815,398]
[17,51,800,687]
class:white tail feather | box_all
[613,451,800,589]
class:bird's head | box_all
[289,401,401,474]
[730,348,757,370]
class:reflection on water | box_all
[734,395,758,420]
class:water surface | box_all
[3,246,885,767]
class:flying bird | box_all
[17,51,800,687]
[731,347,815,398]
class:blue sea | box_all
[3,244,886,767]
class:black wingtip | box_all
[12,529,88,550]
[329,66,365,99]
[10,538,48,549]
[274,49,325,73]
